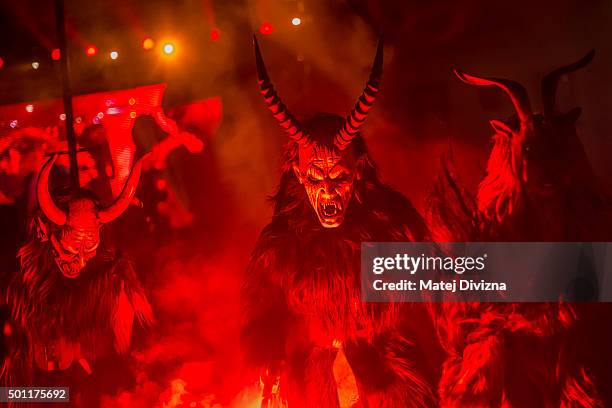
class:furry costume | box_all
[3,220,152,385]
[427,51,607,407]
[242,118,439,407]
[242,36,441,408]
[1,156,153,389]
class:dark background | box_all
[0,0,611,405]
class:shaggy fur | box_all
[2,213,153,386]
[242,115,439,407]
[426,119,609,406]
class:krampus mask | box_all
[254,36,382,228]
[454,51,594,198]
[35,154,143,278]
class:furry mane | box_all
[241,129,437,405]
[3,217,152,385]
[477,131,523,224]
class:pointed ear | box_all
[489,119,514,137]
[355,157,365,180]
[292,162,304,184]
[563,107,582,123]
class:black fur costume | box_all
[242,115,442,408]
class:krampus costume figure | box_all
[242,37,441,408]
[1,154,153,388]
[427,51,607,407]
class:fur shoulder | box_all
[110,258,154,353]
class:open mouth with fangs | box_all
[58,262,82,279]
[317,198,344,228]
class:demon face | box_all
[489,110,583,197]
[293,142,363,228]
[455,50,594,209]
[36,154,143,278]
[253,36,382,227]
[41,199,100,278]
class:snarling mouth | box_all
[58,262,81,279]
[317,198,344,227]
[321,202,339,217]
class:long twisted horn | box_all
[98,157,144,223]
[253,35,309,145]
[335,40,383,151]
[454,69,533,128]
[37,154,67,225]
[541,50,595,119]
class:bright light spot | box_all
[259,22,274,35]
[86,46,97,57]
[106,107,122,115]
[162,43,175,55]
[210,28,221,42]
[291,17,301,26]
[128,97,136,105]
[59,113,66,121]
[0,57,4,69]
[110,51,119,60]
[142,37,155,50]
[130,111,137,118]
[32,61,40,70]
[97,112,104,119]
[93,116,100,124]
[75,117,82,124]
[155,178,167,190]
[9,120,18,128]
[3,322,12,337]
[51,48,61,61]
[25,104,34,113]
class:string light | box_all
[260,22,274,35]
[51,48,61,61]
[110,51,119,60]
[162,43,175,55]
[25,104,34,113]
[86,46,98,57]
[142,37,155,50]
[291,17,302,26]
[31,61,40,70]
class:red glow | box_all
[3,322,12,337]
[86,45,98,57]
[142,37,155,50]
[210,28,221,42]
[51,48,61,61]
[259,22,274,35]
[0,57,3,69]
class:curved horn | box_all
[454,69,533,127]
[37,154,67,225]
[98,158,144,223]
[254,35,309,145]
[335,39,383,150]
[541,50,595,119]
